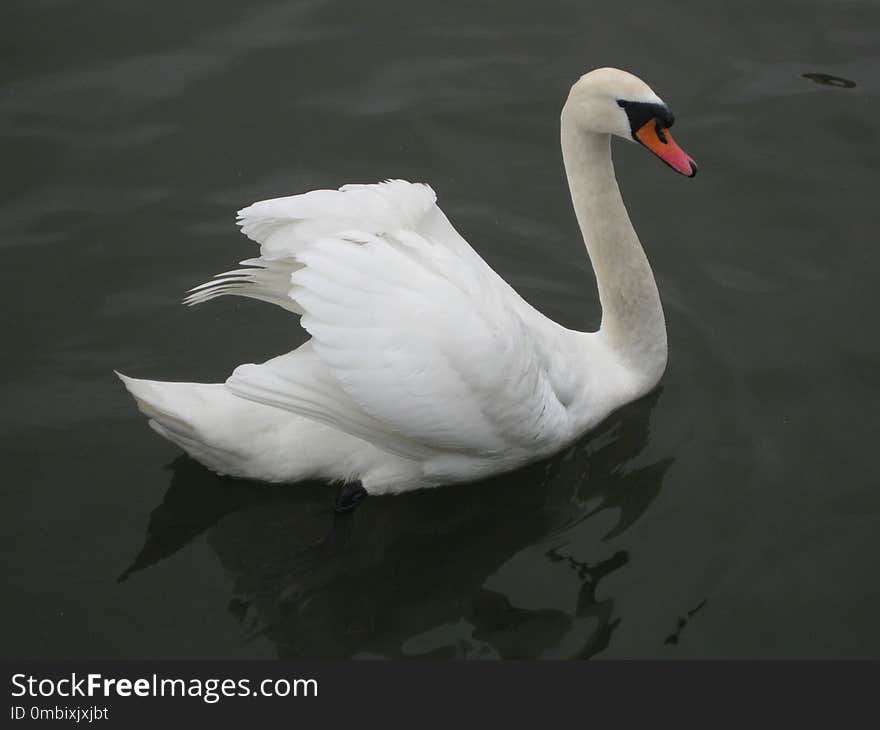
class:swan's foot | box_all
[335,481,368,513]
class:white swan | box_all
[117,67,696,505]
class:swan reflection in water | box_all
[122,390,671,659]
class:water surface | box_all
[2,0,879,658]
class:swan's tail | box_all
[115,366,395,487]
[116,372,253,477]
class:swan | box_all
[117,67,697,510]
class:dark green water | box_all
[2,0,878,658]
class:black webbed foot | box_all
[335,481,368,513]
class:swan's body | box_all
[118,68,696,495]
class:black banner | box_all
[2,661,876,727]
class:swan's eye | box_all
[617,99,629,108]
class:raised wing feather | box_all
[184,179,437,310]
[228,227,573,458]
[238,179,437,258]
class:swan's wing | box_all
[228,341,438,461]
[184,180,437,311]
[238,179,437,259]
[227,227,573,458]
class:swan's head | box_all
[566,67,697,177]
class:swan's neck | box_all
[561,104,667,383]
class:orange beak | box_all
[635,119,697,177]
